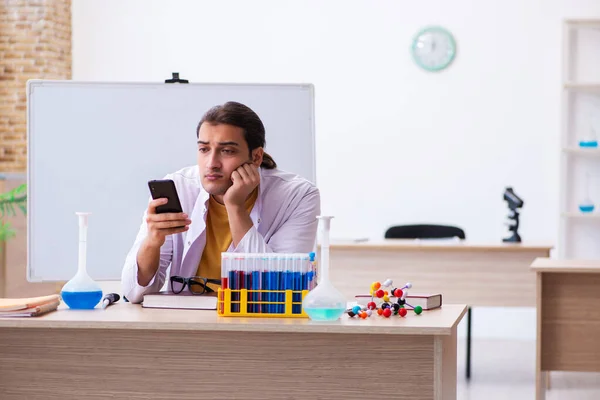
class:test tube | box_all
[244,254,250,313]
[279,254,287,314]
[228,255,236,313]
[220,253,229,314]
[245,254,251,311]
[233,255,243,313]
[292,254,300,314]
[220,253,229,290]
[261,254,268,313]
[270,253,279,313]
[285,254,294,314]
[290,254,296,314]
[241,254,248,313]
[271,254,278,314]
[250,255,256,313]
[249,254,257,313]
[309,252,317,290]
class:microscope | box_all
[503,187,524,243]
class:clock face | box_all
[411,26,456,72]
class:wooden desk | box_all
[0,303,466,400]
[532,258,600,400]
[329,240,552,379]
[329,240,552,307]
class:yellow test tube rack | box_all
[217,288,309,318]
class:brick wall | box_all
[0,0,71,172]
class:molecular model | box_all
[347,279,423,319]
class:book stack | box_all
[0,294,61,317]
[143,292,217,310]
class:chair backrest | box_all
[384,224,466,240]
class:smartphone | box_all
[148,179,184,214]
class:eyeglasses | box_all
[169,276,221,295]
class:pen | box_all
[101,293,120,309]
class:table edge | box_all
[532,267,600,273]
[0,319,459,335]
[0,304,468,335]
[329,244,553,252]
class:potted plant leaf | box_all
[0,183,27,243]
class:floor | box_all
[457,338,600,399]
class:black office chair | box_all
[385,224,473,380]
[385,224,465,240]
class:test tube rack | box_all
[217,252,317,318]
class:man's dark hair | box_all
[197,101,277,169]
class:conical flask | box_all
[61,212,103,309]
[579,126,599,148]
[302,216,347,321]
[579,172,595,213]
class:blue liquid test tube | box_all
[251,254,260,313]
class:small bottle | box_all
[579,173,595,213]
[61,212,103,309]
[579,199,595,213]
[579,127,598,148]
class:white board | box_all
[26,80,315,281]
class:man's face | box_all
[197,123,254,196]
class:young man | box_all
[121,101,320,303]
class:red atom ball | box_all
[399,308,407,317]
[367,301,377,310]
[383,308,392,318]
[375,289,385,298]
[394,289,403,298]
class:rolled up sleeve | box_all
[121,202,173,303]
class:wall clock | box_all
[411,26,456,72]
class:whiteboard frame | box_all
[26,79,317,282]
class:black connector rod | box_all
[165,72,189,84]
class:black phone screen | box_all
[148,179,184,214]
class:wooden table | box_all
[329,240,552,306]
[0,303,467,400]
[328,239,553,379]
[532,257,600,400]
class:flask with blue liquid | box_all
[61,212,103,309]
[579,127,598,148]
[579,173,595,213]
[302,216,347,321]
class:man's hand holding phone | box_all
[224,163,260,209]
[137,179,189,286]
[145,198,191,248]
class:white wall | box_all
[72,0,600,340]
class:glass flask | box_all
[61,212,103,309]
[579,173,595,213]
[579,126,598,148]
[302,216,347,321]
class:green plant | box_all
[0,183,27,242]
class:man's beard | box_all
[206,179,232,196]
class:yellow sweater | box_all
[196,189,258,283]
